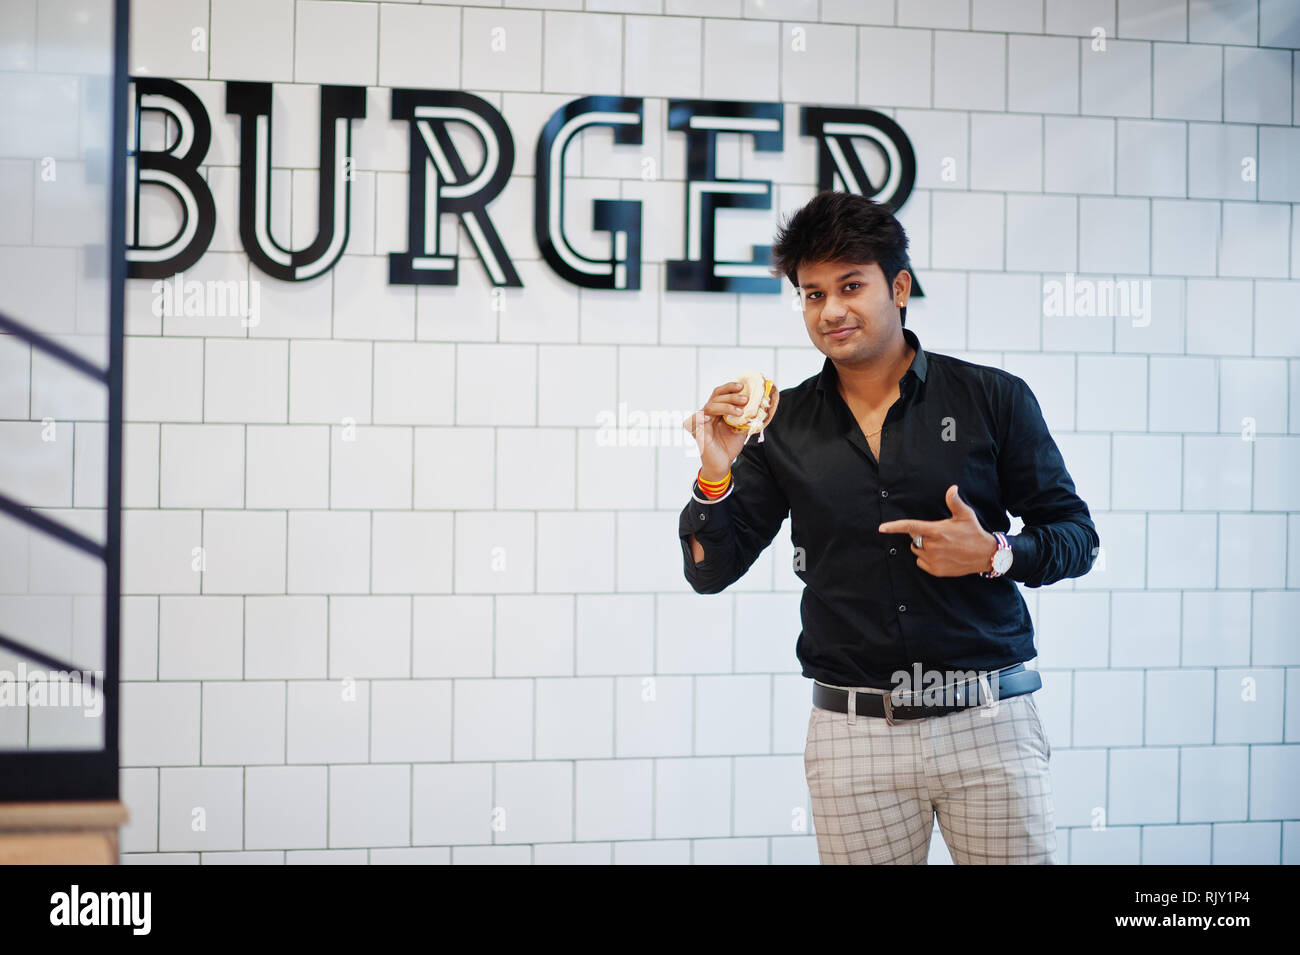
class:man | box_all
[678,191,1099,865]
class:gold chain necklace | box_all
[843,395,886,438]
[837,384,888,439]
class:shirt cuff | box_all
[679,486,734,545]
[1005,532,1036,582]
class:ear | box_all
[893,269,912,307]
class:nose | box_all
[824,292,849,321]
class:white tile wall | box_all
[245,766,327,849]
[121,509,203,595]
[1189,0,1257,45]
[0,0,1281,864]
[1153,43,1222,120]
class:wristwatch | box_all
[980,531,1013,578]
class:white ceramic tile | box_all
[1188,0,1257,45]
[210,0,294,82]
[294,0,377,86]
[1152,42,1221,121]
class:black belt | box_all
[812,663,1041,725]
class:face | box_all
[797,259,910,365]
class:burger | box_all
[722,370,777,442]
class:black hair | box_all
[770,191,912,327]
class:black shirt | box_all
[677,326,1100,690]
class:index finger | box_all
[877,519,942,535]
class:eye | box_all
[843,282,861,292]
[805,291,822,300]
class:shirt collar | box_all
[815,326,928,396]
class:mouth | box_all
[825,326,857,341]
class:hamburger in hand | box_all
[721,370,777,442]
[684,371,780,482]
[682,372,779,562]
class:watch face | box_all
[993,548,1013,573]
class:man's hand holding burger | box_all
[683,372,779,481]
[682,373,779,564]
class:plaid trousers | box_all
[804,683,1057,864]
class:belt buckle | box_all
[881,691,921,726]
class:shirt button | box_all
[698,513,706,520]
[880,489,888,497]
[889,547,897,555]
[898,604,906,612]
